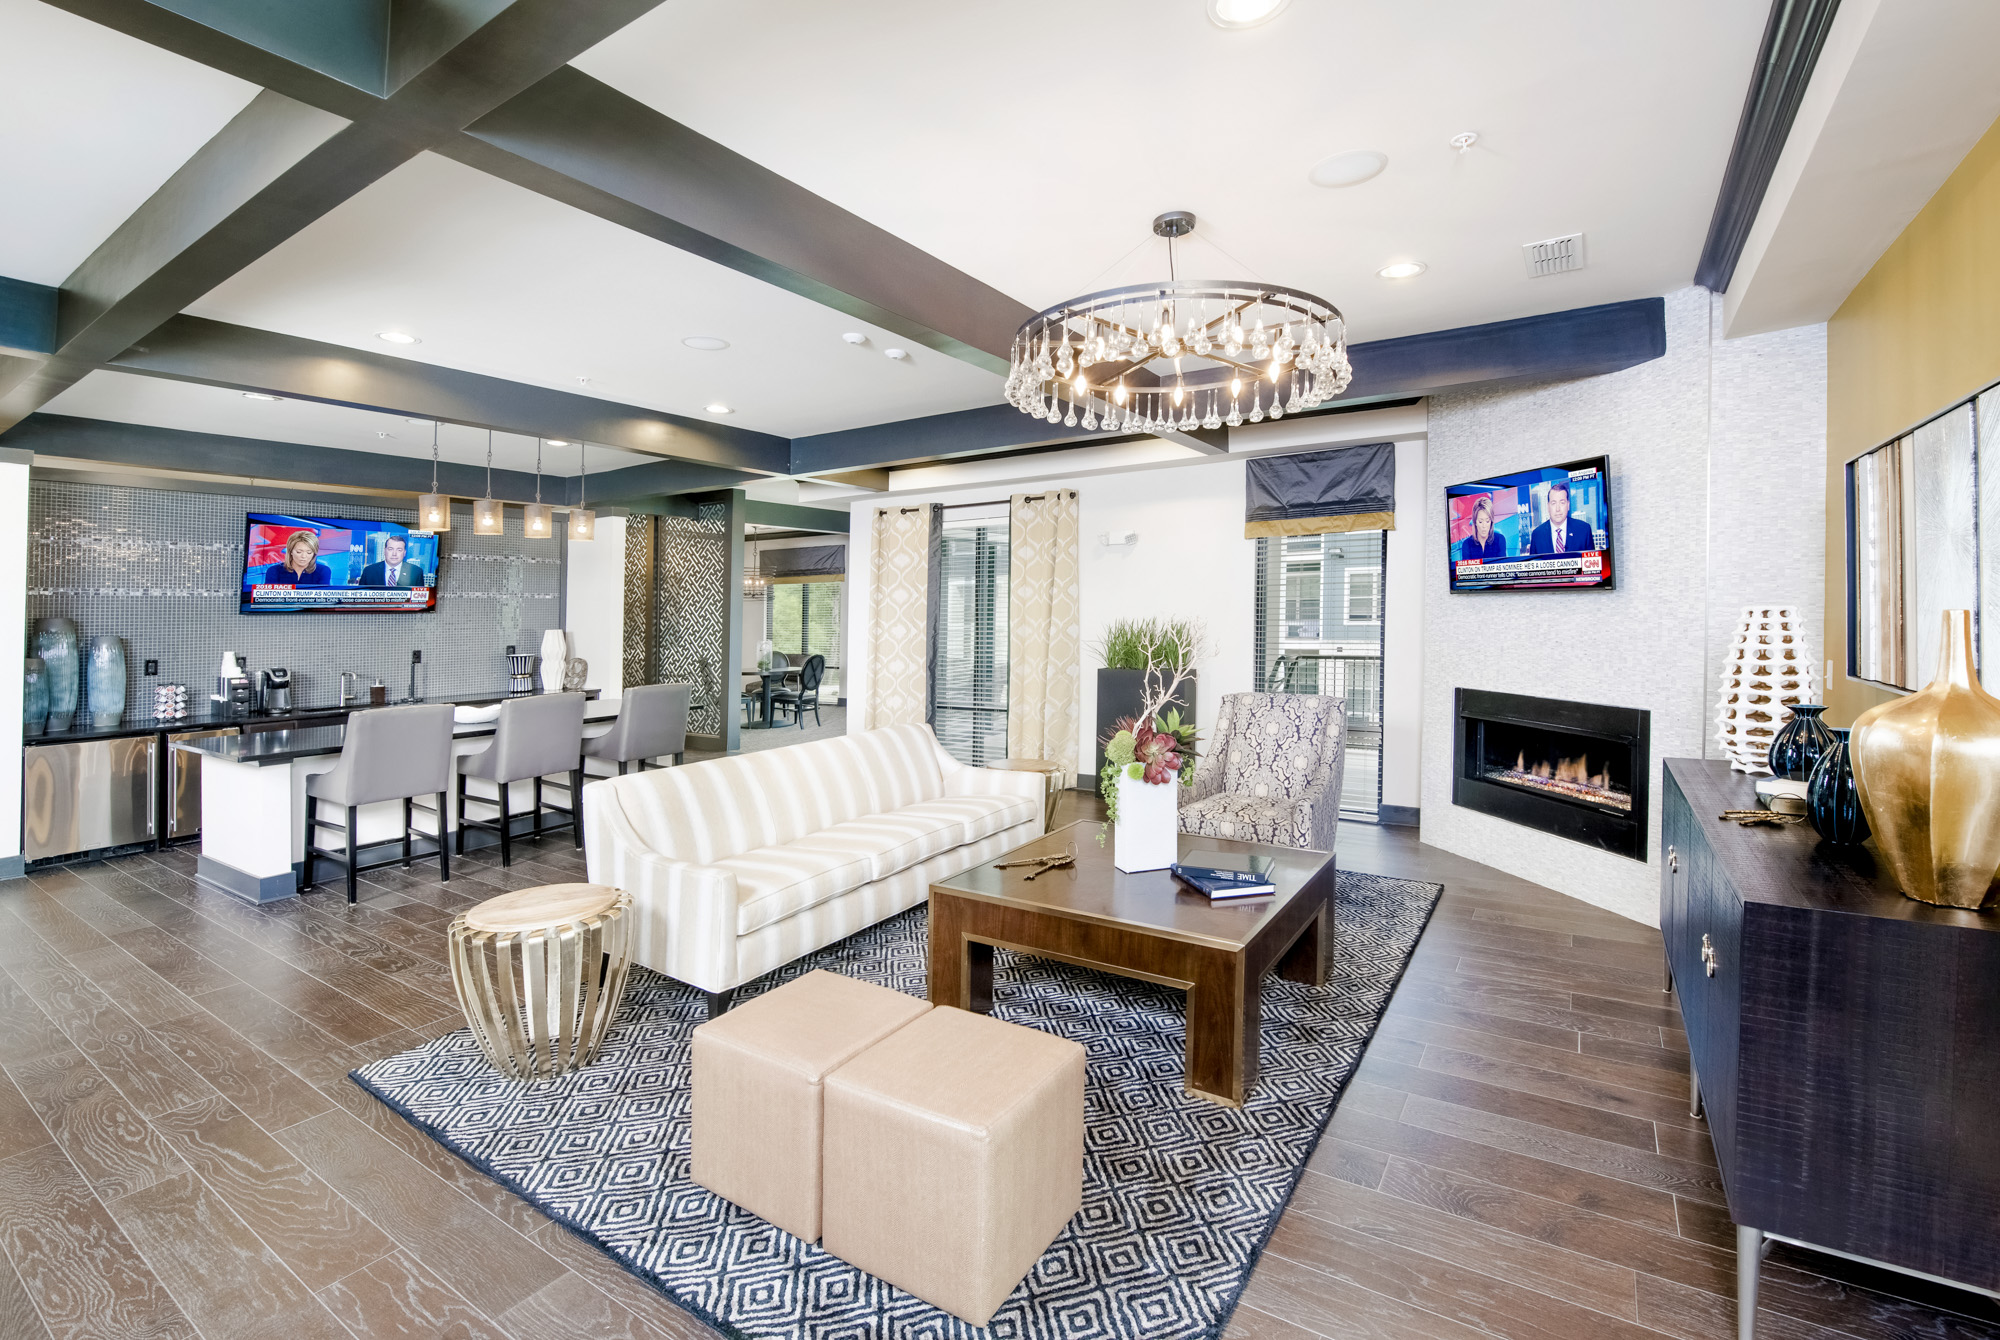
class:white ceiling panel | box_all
[573,0,1769,344]
[184,152,1005,437]
[0,0,259,285]
[40,370,657,476]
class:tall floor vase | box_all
[34,617,77,729]
[87,635,127,729]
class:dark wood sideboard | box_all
[1661,759,2000,1337]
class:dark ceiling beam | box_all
[445,68,1029,373]
[579,458,760,504]
[742,500,851,533]
[108,315,791,474]
[0,277,58,357]
[1695,0,1844,292]
[791,404,1121,476]
[3,0,671,432]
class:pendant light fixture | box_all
[473,428,504,535]
[569,441,596,541]
[524,437,554,538]
[417,421,451,532]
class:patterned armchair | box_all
[1179,693,1347,853]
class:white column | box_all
[0,448,29,878]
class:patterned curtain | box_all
[1006,490,1080,775]
[866,505,935,729]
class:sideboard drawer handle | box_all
[1702,933,1717,978]
[1669,846,1678,874]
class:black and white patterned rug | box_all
[351,869,1441,1339]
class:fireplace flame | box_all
[1487,748,1628,811]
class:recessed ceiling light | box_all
[1207,0,1288,28]
[404,417,429,425]
[1308,149,1388,188]
[884,348,910,361]
[546,439,570,447]
[1378,261,1427,280]
[705,403,733,415]
[242,392,280,402]
[376,331,420,345]
[683,336,729,351]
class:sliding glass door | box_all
[930,513,1010,765]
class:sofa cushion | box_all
[1180,793,1308,847]
[815,810,967,882]
[720,842,878,936]
[898,793,1040,847]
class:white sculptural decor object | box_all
[1715,606,1819,775]
[539,628,570,695]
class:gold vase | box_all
[1850,610,2000,910]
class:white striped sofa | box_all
[583,723,1046,1015]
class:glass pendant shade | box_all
[523,503,554,537]
[473,496,505,535]
[569,508,596,541]
[417,493,451,533]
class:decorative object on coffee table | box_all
[1092,616,1198,777]
[86,634,126,728]
[1850,609,2000,909]
[1715,606,1818,775]
[1098,619,1205,873]
[447,883,633,1081]
[930,821,1332,1105]
[1767,703,1832,781]
[988,758,1067,830]
[1805,728,1869,846]
[22,657,47,737]
[34,617,77,729]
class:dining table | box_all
[741,666,796,729]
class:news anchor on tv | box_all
[1457,495,1509,562]
[262,530,332,586]
[356,534,426,587]
[1527,479,1596,554]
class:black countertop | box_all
[23,688,601,747]
[174,698,621,767]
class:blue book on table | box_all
[1170,863,1277,900]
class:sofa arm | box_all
[934,746,1052,835]
[584,780,742,992]
[1285,720,1349,855]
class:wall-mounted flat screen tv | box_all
[1445,456,1614,592]
[240,513,440,613]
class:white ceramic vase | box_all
[1113,769,1180,873]
[539,628,570,694]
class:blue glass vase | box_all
[34,617,77,728]
[1806,727,1869,846]
[87,634,127,729]
[1767,704,1832,781]
[22,657,47,737]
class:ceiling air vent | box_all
[1523,233,1585,277]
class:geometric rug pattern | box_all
[351,869,1442,1339]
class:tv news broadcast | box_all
[240,513,441,614]
[1445,457,1614,592]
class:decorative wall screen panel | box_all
[621,508,730,739]
[26,481,561,721]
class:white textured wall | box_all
[1,453,26,872]
[1422,288,1827,924]
[564,513,626,699]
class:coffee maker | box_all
[256,667,293,714]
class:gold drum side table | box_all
[987,758,1068,832]
[448,883,633,1081]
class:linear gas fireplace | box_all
[1453,688,1650,860]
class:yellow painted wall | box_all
[1824,113,2000,723]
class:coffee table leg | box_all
[967,940,994,1014]
[927,894,993,1012]
[1276,900,1330,987]
[1186,951,1257,1106]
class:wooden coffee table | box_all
[928,822,1335,1107]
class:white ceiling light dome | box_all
[705,403,733,414]
[1308,149,1388,188]
[376,331,420,345]
[1207,0,1288,28]
[682,335,730,351]
[1378,261,1428,280]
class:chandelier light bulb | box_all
[1172,382,1185,406]
[1114,381,1128,405]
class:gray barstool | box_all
[583,682,689,775]
[303,703,455,903]
[457,693,587,866]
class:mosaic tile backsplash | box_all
[26,482,563,722]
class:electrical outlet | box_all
[412,649,422,663]
[143,659,158,675]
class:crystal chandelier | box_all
[1006,211,1351,433]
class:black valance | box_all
[1244,442,1396,537]
[763,543,846,582]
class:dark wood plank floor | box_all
[2,796,1995,1340]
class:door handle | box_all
[1701,933,1717,978]
[1668,845,1678,873]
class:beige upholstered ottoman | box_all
[690,970,930,1241]
[822,1006,1086,1326]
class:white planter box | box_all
[1114,770,1180,873]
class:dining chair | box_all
[769,654,826,729]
